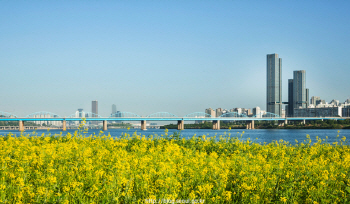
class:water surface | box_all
[1,128,348,145]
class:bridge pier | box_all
[177,120,184,130]
[19,121,24,131]
[246,120,254,129]
[302,119,306,125]
[103,120,107,131]
[141,120,147,130]
[62,120,67,131]
[278,120,286,126]
[212,120,220,130]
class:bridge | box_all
[0,126,66,130]
[0,111,349,131]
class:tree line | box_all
[162,119,350,129]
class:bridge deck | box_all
[0,117,348,121]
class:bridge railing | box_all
[183,112,214,118]
[25,111,61,118]
[146,112,178,118]
[252,112,281,118]
[0,111,18,118]
[67,112,102,118]
[109,112,141,118]
[218,112,248,118]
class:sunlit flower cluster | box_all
[0,129,349,203]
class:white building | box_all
[205,108,216,117]
[294,107,342,117]
[216,108,223,117]
[253,107,261,118]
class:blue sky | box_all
[1,1,349,117]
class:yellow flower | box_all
[0,129,349,203]
[280,197,287,202]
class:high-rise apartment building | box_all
[77,108,84,118]
[216,108,223,117]
[235,108,243,115]
[311,96,321,106]
[266,53,282,116]
[293,70,307,110]
[73,109,85,126]
[343,107,350,117]
[316,99,326,106]
[253,106,261,118]
[205,108,215,117]
[245,109,252,116]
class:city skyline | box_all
[2,94,350,118]
[1,1,349,117]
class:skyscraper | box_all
[266,53,282,116]
[293,70,307,110]
[91,101,98,125]
[287,79,293,117]
[306,88,309,107]
[92,100,98,116]
[112,104,117,115]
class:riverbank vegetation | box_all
[256,119,350,129]
[162,122,245,129]
[0,127,349,203]
[107,122,132,129]
[0,121,39,127]
[162,119,350,129]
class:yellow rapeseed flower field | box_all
[0,127,349,203]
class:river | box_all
[1,128,349,145]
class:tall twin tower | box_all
[266,54,282,116]
[266,53,308,117]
